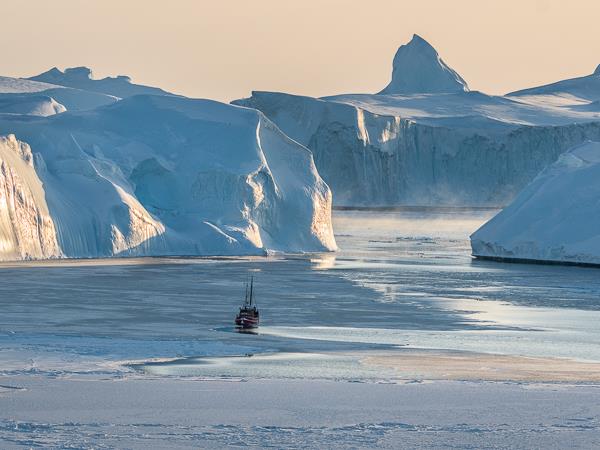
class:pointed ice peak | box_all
[40,67,62,77]
[594,64,600,76]
[407,33,434,49]
[378,34,469,95]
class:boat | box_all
[235,276,259,329]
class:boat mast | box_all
[249,276,254,306]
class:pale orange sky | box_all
[2,0,599,101]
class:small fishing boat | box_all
[235,276,259,329]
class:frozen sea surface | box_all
[3,377,600,449]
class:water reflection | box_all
[310,254,337,270]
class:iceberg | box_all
[378,34,469,95]
[0,71,336,260]
[0,74,116,112]
[0,94,66,116]
[28,66,173,99]
[471,141,600,266]
[234,36,600,207]
[0,135,61,260]
[508,64,600,102]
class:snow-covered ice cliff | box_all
[471,141,600,266]
[234,36,600,207]
[0,69,336,260]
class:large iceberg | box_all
[234,36,600,207]
[471,141,600,266]
[0,70,336,260]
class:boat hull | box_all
[235,316,259,329]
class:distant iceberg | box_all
[28,66,173,99]
[234,36,600,207]
[378,34,469,95]
[471,141,600,266]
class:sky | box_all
[2,0,599,102]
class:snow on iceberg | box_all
[471,141,600,266]
[0,95,336,260]
[508,64,600,102]
[0,94,66,116]
[0,75,116,113]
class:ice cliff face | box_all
[379,34,469,95]
[471,141,600,266]
[0,135,61,260]
[235,91,600,206]
[0,76,336,260]
[508,65,600,102]
[234,35,600,207]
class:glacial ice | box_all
[471,141,600,265]
[0,94,66,116]
[0,74,336,260]
[378,34,469,95]
[0,75,117,112]
[0,135,60,260]
[508,64,600,102]
[28,66,173,99]
[234,36,600,207]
